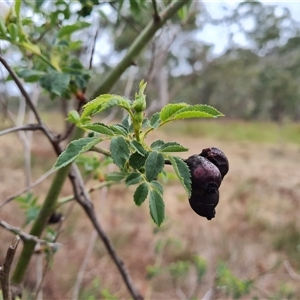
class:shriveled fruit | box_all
[48,212,63,224]
[185,155,222,194]
[200,147,229,178]
[189,191,219,220]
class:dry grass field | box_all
[1,118,300,299]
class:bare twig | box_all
[69,165,144,300]
[0,168,57,209]
[0,124,43,137]
[57,181,118,207]
[72,230,98,300]
[0,219,61,249]
[0,55,42,124]
[0,236,20,300]
[89,28,99,70]
[284,260,300,280]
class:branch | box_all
[0,124,43,137]
[92,0,190,97]
[57,181,118,207]
[69,165,144,300]
[0,55,42,124]
[90,146,111,157]
[0,219,61,249]
[0,236,20,300]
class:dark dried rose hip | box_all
[200,147,229,178]
[185,155,222,194]
[48,212,63,224]
[189,191,219,220]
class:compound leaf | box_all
[125,172,142,186]
[149,188,165,226]
[82,122,114,136]
[145,151,164,182]
[54,137,101,169]
[134,182,149,206]
[168,156,191,197]
[81,94,131,120]
[110,136,130,169]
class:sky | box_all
[198,1,300,55]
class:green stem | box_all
[11,0,189,285]
[11,164,71,284]
[91,0,190,98]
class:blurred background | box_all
[1,1,300,299]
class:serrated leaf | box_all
[168,156,191,197]
[129,152,147,170]
[150,140,165,150]
[110,124,128,136]
[110,136,130,169]
[17,69,45,82]
[22,42,41,55]
[130,140,147,156]
[145,151,165,182]
[58,22,90,38]
[81,94,131,120]
[125,172,142,186]
[149,189,165,226]
[160,142,188,153]
[121,114,131,129]
[40,71,70,96]
[160,103,189,122]
[172,105,224,120]
[149,112,161,128]
[150,180,163,195]
[67,110,80,125]
[105,172,126,182]
[82,123,114,136]
[134,183,149,206]
[54,137,101,169]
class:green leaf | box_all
[129,152,147,170]
[150,180,163,195]
[54,137,101,169]
[168,156,191,197]
[159,103,189,122]
[15,0,21,18]
[110,124,128,136]
[160,142,188,152]
[8,23,18,41]
[149,189,165,226]
[81,94,131,120]
[105,172,126,182]
[177,5,188,21]
[110,136,130,169]
[0,17,7,35]
[67,110,80,125]
[82,123,114,136]
[150,140,165,150]
[125,172,142,186]
[17,69,45,82]
[134,182,149,206]
[121,114,131,130]
[149,112,161,128]
[145,151,164,181]
[130,140,147,156]
[35,0,46,9]
[21,42,41,55]
[58,22,90,38]
[172,105,224,120]
[40,71,70,96]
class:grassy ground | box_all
[1,118,300,299]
